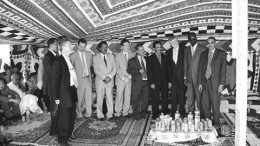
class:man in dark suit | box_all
[199,37,226,130]
[167,36,186,118]
[42,38,58,135]
[127,46,149,118]
[184,32,206,114]
[51,39,78,145]
[147,41,171,119]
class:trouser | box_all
[76,77,92,117]
[151,85,168,118]
[96,85,114,119]
[171,79,186,117]
[0,101,20,119]
[187,80,202,114]
[57,104,76,142]
[115,80,131,116]
[201,78,221,126]
[131,80,149,114]
[43,94,50,112]
[49,95,58,135]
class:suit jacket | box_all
[93,53,116,88]
[147,53,170,89]
[184,43,207,84]
[42,50,56,96]
[127,56,148,94]
[167,46,185,83]
[115,51,135,85]
[70,50,92,88]
[199,49,227,91]
[51,55,77,108]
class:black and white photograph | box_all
[0,0,258,146]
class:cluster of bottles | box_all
[155,108,213,132]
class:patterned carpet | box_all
[34,113,152,146]
[0,113,51,145]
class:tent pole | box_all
[233,0,248,145]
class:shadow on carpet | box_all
[35,113,151,146]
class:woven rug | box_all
[0,113,51,145]
[35,113,151,146]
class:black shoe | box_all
[98,117,105,121]
[49,132,58,136]
[58,140,70,146]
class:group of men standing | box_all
[41,32,226,145]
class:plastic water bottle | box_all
[194,108,200,131]
[175,111,180,121]
[188,112,193,121]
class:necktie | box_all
[141,58,146,71]
[191,46,194,56]
[205,52,213,79]
[157,54,161,64]
[125,53,128,63]
[81,52,89,77]
[140,57,147,79]
[104,55,107,67]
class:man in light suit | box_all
[93,41,116,120]
[115,39,135,117]
[127,46,149,118]
[70,38,93,118]
[42,38,58,136]
[184,32,206,114]
[51,39,78,145]
[199,37,226,130]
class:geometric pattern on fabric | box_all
[0,23,44,43]
[253,51,260,92]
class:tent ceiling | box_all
[0,0,259,44]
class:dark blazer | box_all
[199,49,227,91]
[147,53,170,89]
[127,56,148,94]
[0,86,19,103]
[184,44,207,84]
[42,50,56,96]
[51,55,77,108]
[167,46,185,83]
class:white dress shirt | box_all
[172,46,179,63]
[123,52,128,61]
[62,54,78,88]
[78,51,89,77]
[191,43,198,56]
[138,56,147,80]
[49,50,57,56]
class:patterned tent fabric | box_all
[0,0,259,44]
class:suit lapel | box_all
[76,51,84,68]
[153,53,161,65]
[193,44,200,57]
[99,53,107,68]
[134,57,141,69]
[211,49,219,69]
[121,52,127,65]
[177,47,182,65]
[60,55,69,74]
